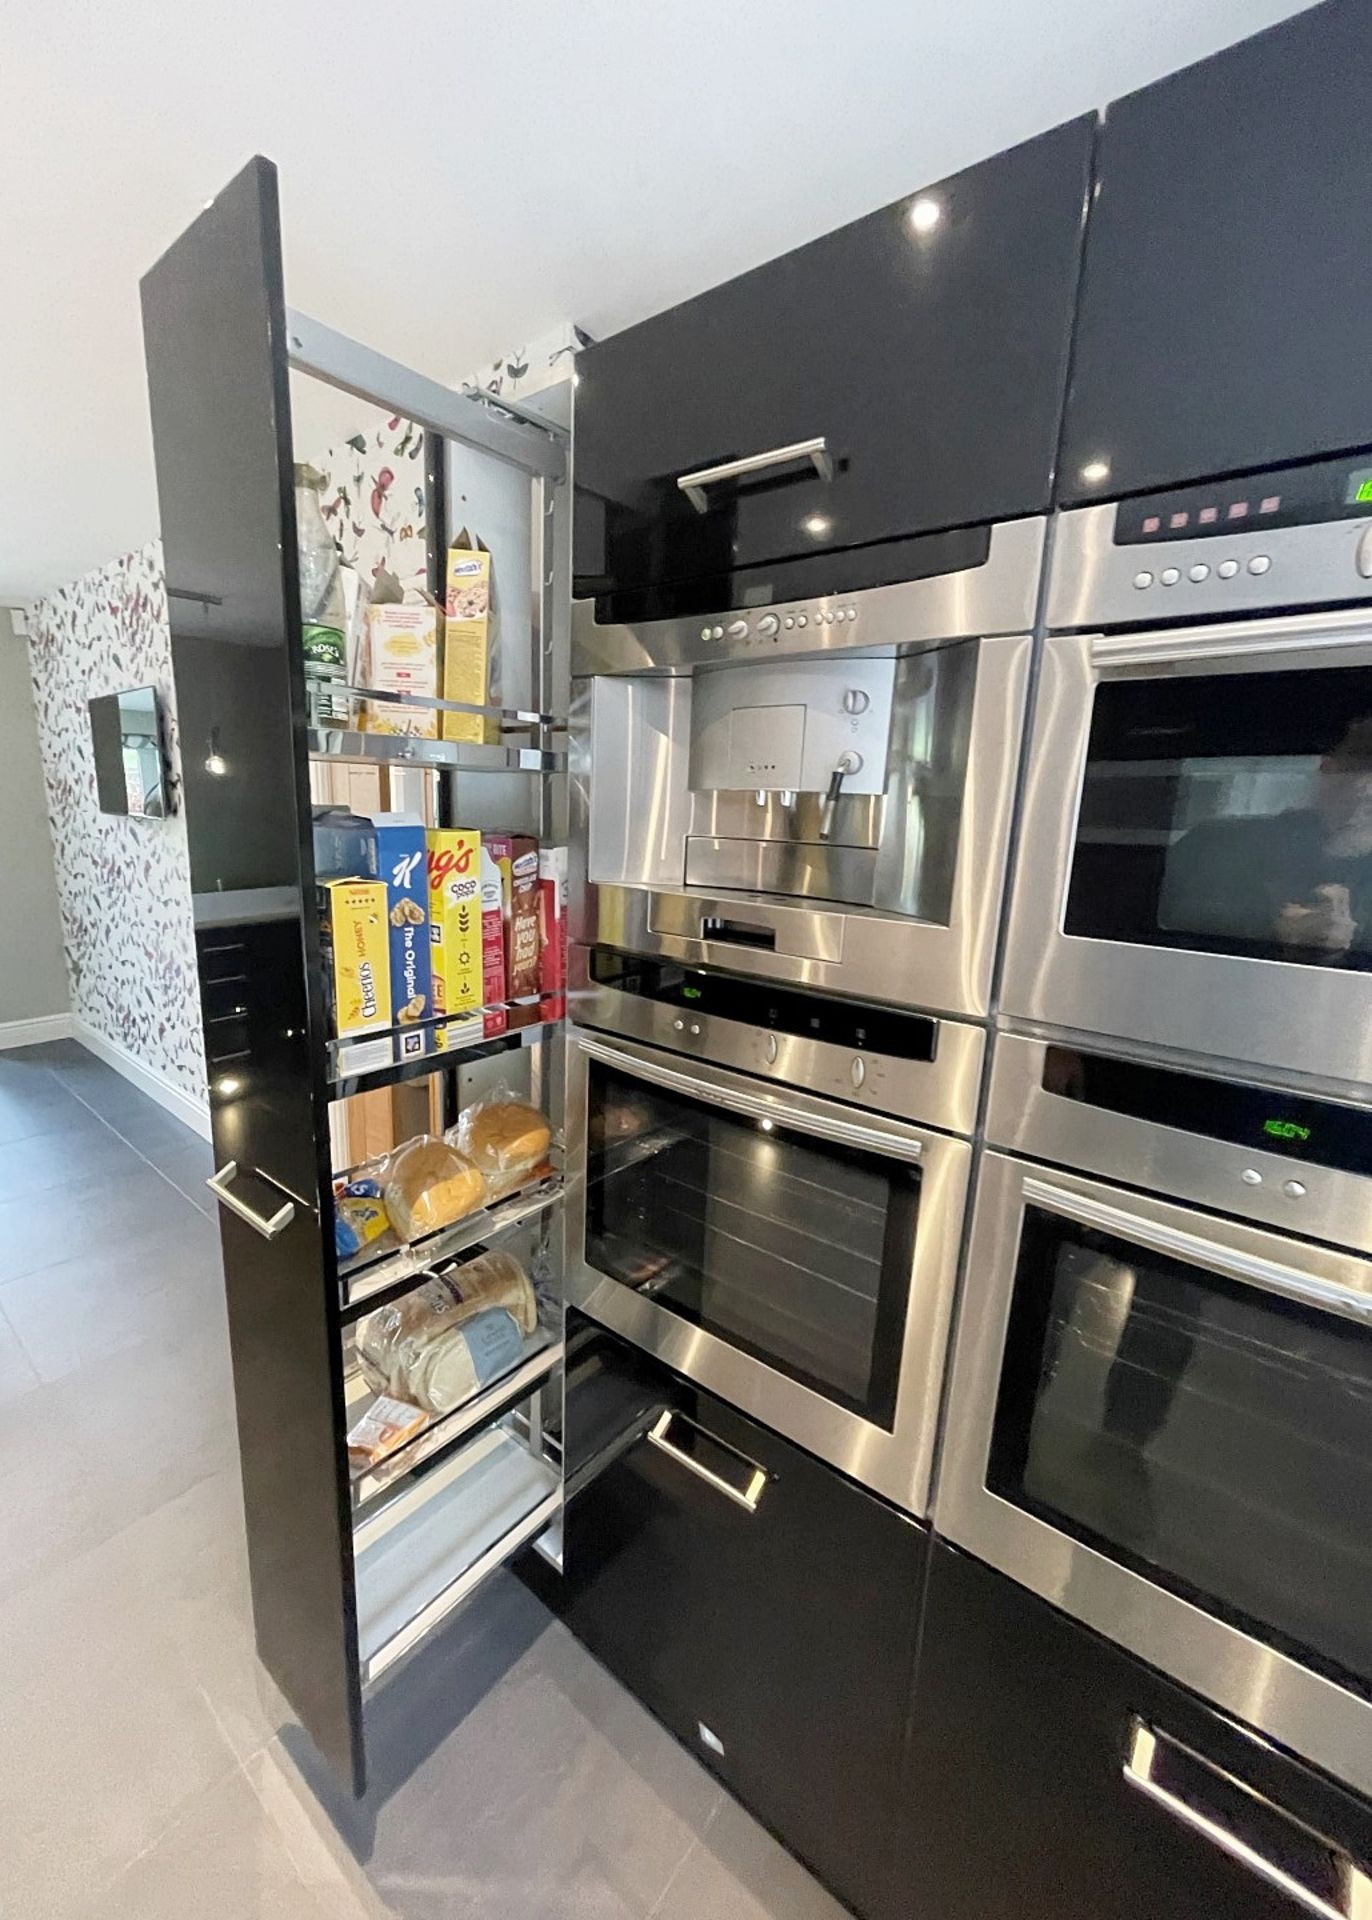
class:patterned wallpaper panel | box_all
[26,337,582,1103]
[26,540,206,1098]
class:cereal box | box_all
[484,832,541,1022]
[320,880,391,1037]
[442,536,493,745]
[364,598,442,738]
[361,813,433,1045]
[427,829,483,1016]
[480,841,508,1038]
[538,845,567,1016]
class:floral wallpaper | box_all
[26,540,206,1098]
[26,338,585,1104]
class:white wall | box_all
[0,610,69,1031]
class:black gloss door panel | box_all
[575,116,1093,601]
[1062,0,1372,504]
[558,1320,925,1920]
[903,1545,1372,1920]
[141,159,363,1793]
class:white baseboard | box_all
[0,1010,74,1050]
[72,1018,212,1141]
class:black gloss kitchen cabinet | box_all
[141,157,571,1796]
[903,1544,1372,1920]
[543,1317,927,1920]
[1061,0,1372,505]
[574,115,1094,614]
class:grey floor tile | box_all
[0,1112,143,1202]
[650,1794,851,1920]
[73,1770,353,1920]
[0,1519,239,1918]
[150,1137,217,1214]
[0,1075,93,1147]
[0,1159,203,1283]
[0,1298,41,1406]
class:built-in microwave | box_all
[1001,491,1372,1093]
[935,1030,1372,1804]
[570,518,1042,1020]
[564,949,978,1514]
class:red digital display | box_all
[1228,501,1250,519]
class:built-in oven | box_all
[564,947,977,1514]
[936,1029,1372,1802]
[1003,466,1372,1091]
[570,518,1041,1019]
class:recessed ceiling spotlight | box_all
[801,513,832,538]
[908,197,942,235]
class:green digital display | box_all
[681,985,703,1001]
[1346,466,1372,504]
[1263,1117,1312,1143]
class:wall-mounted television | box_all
[89,686,173,818]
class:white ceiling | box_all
[1,0,1315,604]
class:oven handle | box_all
[646,1410,767,1513]
[1022,1176,1372,1328]
[1124,1721,1372,1920]
[1093,620,1372,671]
[575,1032,923,1163]
[676,437,834,514]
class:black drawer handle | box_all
[1124,1720,1371,1920]
[646,1410,767,1513]
[700,916,776,951]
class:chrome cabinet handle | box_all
[646,1410,766,1513]
[1021,1175,1372,1329]
[676,437,833,513]
[206,1160,297,1240]
[1124,1721,1372,1920]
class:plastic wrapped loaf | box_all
[452,1089,552,1201]
[355,1251,539,1413]
[382,1136,486,1244]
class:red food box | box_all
[479,840,508,1038]
[538,845,567,1017]
[484,833,541,1027]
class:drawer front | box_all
[904,1544,1372,1920]
[560,1318,926,1920]
[575,117,1092,605]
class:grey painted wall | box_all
[0,610,69,1024]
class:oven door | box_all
[565,1029,970,1515]
[1001,609,1372,1090]
[937,1151,1372,1801]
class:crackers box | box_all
[364,599,441,738]
[361,813,433,1041]
[320,880,391,1037]
[442,539,494,745]
[427,830,483,1017]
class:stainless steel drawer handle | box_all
[676,437,833,514]
[206,1160,296,1240]
[1124,1721,1372,1920]
[646,1410,766,1513]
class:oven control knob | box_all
[1282,1179,1308,1200]
[842,688,870,715]
[850,1056,867,1089]
[756,614,780,638]
[1240,1168,1263,1186]
[764,1034,779,1064]
[726,619,749,640]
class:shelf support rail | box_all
[284,309,568,482]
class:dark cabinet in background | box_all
[1061,0,1372,504]
[903,1543,1372,1920]
[575,117,1094,614]
[548,1317,926,1920]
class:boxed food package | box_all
[442,533,494,745]
[364,596,442,737]
[480,841,508,1038]
[312,805,373,882]
[538,845,567,1014]
[320,879,391,1037]
[360,813,433,1046]
[427,829,483,1017]
[484,834,541,1016]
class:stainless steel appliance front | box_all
[1000,594,1372,1091]
[565,1026,971,1516]
[570,520,1042,1018]
[935,1034,1372,1801]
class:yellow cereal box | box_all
[321,880,391,1036]
[442,537,494,745]
[426,830,482,1015]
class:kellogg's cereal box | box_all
[360,813,433,1047]
[427,829,482,1017]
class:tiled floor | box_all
[0,1039,849,1919]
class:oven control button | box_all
[850,1056,867,1089]
[1282,1178,1308,1200]
[783,615,795,630]
[1240,1168,1263,1186]
[764,1034,779,1064]
[1218,559,1240,578]
[756,614,780,637]
[1160,568,1181,586]
[673,1018,685,1032]
[1188,563,1210,583]
[726,619,748,639]
[1133,571,1153,589]
[699,626,712,641]
[688,1022,701,1036]
[796,615,808,628]
[1248,555,1271,575]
